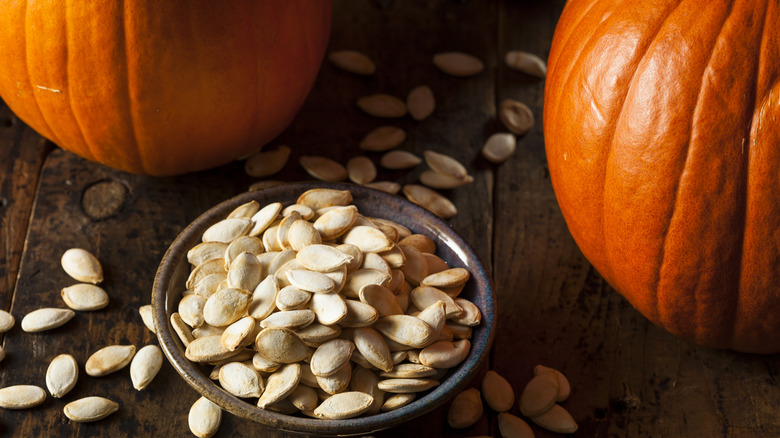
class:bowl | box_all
[151,181,496,436]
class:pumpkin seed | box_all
[313,391,373,420]
[59,283,109,311]
[219,362,264,398]
[247,276,278,321]
[359,126,406,152]
[346,156,377,185]
[499,98,534,135]
[252,352,281,373]
[374,315,435,348]
[283,204,315,221]
[504,50,547,77]
[411,286,463,318]
[398,234,435,254]
[451,298,481,326]
[342,226,394,253]
[300,156,347,182]
[377,378,439,393]
[416,301,446,339]
[447,322,473,340]
[171,312,195,347]
[286,269,336,294]
[85,345,136,377]
[297,189,353,210]
[420,170,474,189]
[328,50,375,75]
[46,354,78,398]
[310,339,355,377]
[21,308,75,332]
[316,362,352,395]
[342,268,391,299]
[498,412,535,438]
[227,200,260,219]
[423,254,450,276]
[194,273,227,298]
[63,396,118,422]
[432,52,484,76]
[186,258,227,290]
[224,236,264,269]
[188,242,229,267]
[130,345,163,391]
[202,218,251,243]
[482,132,516,163]
[295,245,353,273]
[349,367,384,414]
[255,327,309,364]
[381,393,415,411]
[221,316,256,351]
[359,284,402,317]
[189,396,222,438]
[534,364,571,402]
[260,309,315,330]
[245,145,291,178]
[179,294,206,328]
[0,310,14,333]
[361,252,391,274]
[407,85,435,121]
[530,404,578,433]
[227,252,263,292]
[482,370,514,412]
[421,267,469,289]
[248,202,282,237]
[519,372,560,417]
[424,150,469,180]
[0,385,46,409]
[310,293,348,325]
[363,181,401,194]
[295,323,341,344]
[313,205,359,240]
[186,335,236,363]
[357,94,407,118]
[288,220,323,251]
[353,327,393,372]
[275,286,312,311]
[379,363,436,379]
[203,287,251,327]
[289,383,319,411]
[402,184,457,219]
[276,211,303,250]
[448,388,483,428]
[379,150,422,170]
[61,248,103,284]
[419,339,470,368]
[192,323,225,339]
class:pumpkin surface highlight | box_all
[544,0,779,353]
[0,1,332,175]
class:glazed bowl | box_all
[151,181,496,435]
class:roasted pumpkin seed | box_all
[407,85,435,121]
[46,354,78,398]
[61,248,103,284]
[85,345,136,377]
[64,396,118,422]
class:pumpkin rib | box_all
[601,0,688,324]
[654,1,737,344]
[118,0,148,175]
[21,1,63,149]
[545,0,600,81]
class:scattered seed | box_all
[424,150,469,180]
[46,354,78,398]
[531,403,578,433]
[85,345,136,377]
[189,396,222,438]
[482,133,516,163]
[360,126,406,152]
[21,308,75,332]
[61,248,103,284]
[346,156,378,185]
[420,170,474,189]
[499,99,534,135]
[504,50,547,77]
[534,364,571,402]
[300,156,348,182]
[407,85,435,121]
[64,396,118,422]
[432,52,484,77]
[380,150,422,170]
[356,94,407,118]
[519,372,560,417]
[448,388,483,428]
[328,50,375,75]
[130,345,163,391]
[402,185,458,219]
[498,412,535,438]
[0,385,46,409]
[245,145,291,177]
[481,370,515,412]
[363,181,401,194]
[0,310,14,333]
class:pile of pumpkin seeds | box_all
[244,49,546,220]
[0,248,163,423]
[171,188,482,426]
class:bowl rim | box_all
[152,181,496,435]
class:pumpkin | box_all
[544,0,779,353]
[0,1,331,175]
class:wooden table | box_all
[1,1,778,436]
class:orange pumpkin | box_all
[544,0,779,353]
[0,1,331,175]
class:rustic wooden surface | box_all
[1,0,779,437]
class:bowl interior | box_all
[152,182,496,435]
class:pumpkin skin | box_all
[544,0,780,353]
[0,1,331,175]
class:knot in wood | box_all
[81,180,126,220]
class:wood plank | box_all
[495,1,780,438]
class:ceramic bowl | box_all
[152,181,496,436]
